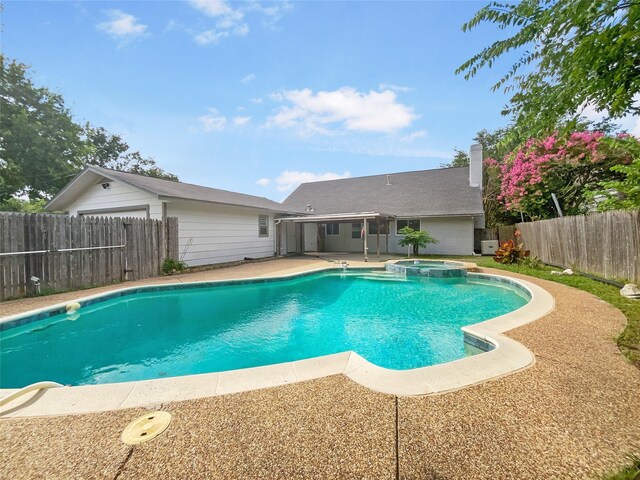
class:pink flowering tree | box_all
[494,131,634,220]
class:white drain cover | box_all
[121,411,172,445]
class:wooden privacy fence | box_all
[517,210,640,284]
[0,213,179,301]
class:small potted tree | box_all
[398,227,438,256]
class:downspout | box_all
[363,217,368,262]
[274,218,281,256]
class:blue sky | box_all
[5,1,522,200]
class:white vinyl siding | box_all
[167,200,275,267]
[321,216,474,255]
[65,179,163,219]
[392,217,474,255]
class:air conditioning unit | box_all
[481,240,500,256]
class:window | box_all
[258,215,269,237]
[396,219,420,234]
[367,220,388,235]
[351,223,362,239]
[326,223,340,236]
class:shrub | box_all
[398,227,439,256]
[493,239,530,264]
[162,257,187,275]
[518,255,544,269]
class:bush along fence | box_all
[0,213,179,301]
[516,209,639,285]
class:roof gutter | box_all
[277,212,395,223]
[157,195,302,215]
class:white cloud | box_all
[188,0,235,17]
[241,73,256,84]
[190,0,246,44]
[378,83,412,93]
[233,116,251,126]
[97,10,148,41]
[194,29,229,45]
[250,97,264,104]
[189,0,291,45]
[274,170,351,192]
[246,1,294,30]
[198,109,226,132]
[266,87,418,135]
[256,177,271,186]
[400,130,427,143]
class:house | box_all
[45,166,296,266]
[278,144,484,257]
[46,144,484,265]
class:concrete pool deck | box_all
[1,256,639,478]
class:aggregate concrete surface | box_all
[1,259,639,479]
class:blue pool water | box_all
[390,260,467,277]
[0,270,529,388]
[396,260,462,268]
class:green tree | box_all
[591,134,640,210]
[397,227,439,256]
[440,148,470,168]
[0,55,84,202]
[472,128,523,226]
[0,55,178,208]
[0,198,47,212]
[457,0,640,140]
[83,126,178,181]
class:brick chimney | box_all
[469,143,482,190]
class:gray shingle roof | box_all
[88,166,293,212]
[281,167,483,217]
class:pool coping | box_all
[0,266,555,418]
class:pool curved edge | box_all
[0,270,555,418]
[345,275,554,395]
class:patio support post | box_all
[363,217,368,262]
[385,219,389,254]
[376,220,380,257]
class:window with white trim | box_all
[258,215,269,237]
[396,219,420,234]
[351,223,362,239]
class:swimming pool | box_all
[0,269,530,389]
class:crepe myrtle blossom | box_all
[496,131,609,212]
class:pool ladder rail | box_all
[332,260,350,271]
[0,381,64,408]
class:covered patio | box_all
[276,212,396,262]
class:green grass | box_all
[427,255,640,367]
[601,454,640,480]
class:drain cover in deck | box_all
[121,411,172,445]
